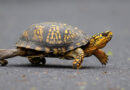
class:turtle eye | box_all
[102,33,108,36]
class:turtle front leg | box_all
[94,49,108,65]
[65,48,84,69]
[28,56,46,65]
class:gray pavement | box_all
[0,0,130,90]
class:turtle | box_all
[0,22,113,69]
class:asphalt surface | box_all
[0,0,130,90]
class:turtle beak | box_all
[102,30,113,40]
[107,31,112,40]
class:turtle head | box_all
[90,30,113,49]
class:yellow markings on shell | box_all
[33,25,44,42]
[46,30,50,41]
[26,45,31,48]
[50,31,54,39]
[56,26,62,39]
[74,27,78,29]
[20,43,24,47]
[65,30,68,34]
[23,31,28,39]
[61,47,66,53]
[67,36,70,39]
[69,46,74,50]
[64,35,67,42]
[55,32,58,39]
[64,29,75,43]
[82,40,86,44]
[58,48,62,54]
[57,41,62,44]
[53,48,58,54]
[45,47,50,53]
[46,25,62,44]
[76,43,81,46]
[58,35,61,39]
[46,39,49,43]
[35,46,42,51]
[19,42,25,47]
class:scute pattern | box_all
[16,22,89,54]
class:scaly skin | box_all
[65,30,112,69]
[94,49,108,65]
[84,31,112,68]
[64,48,84,69]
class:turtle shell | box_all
[16,22,89,54]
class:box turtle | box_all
[0,22,112,69]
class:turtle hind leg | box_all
[0,49,21,66]
[28,56,46,65]
[94,49,108,65]
[0,60,8,66]
[65,48,84,69]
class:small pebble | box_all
[79,86,85,90]
[127,58,130,61]
[96,77,99,80]
[22,74,26,78]
[121,88,125,90]
[30,87,36,90]
[77,81,87,86]
[107,51,113,56]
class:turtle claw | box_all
[0,60,8,66]
[73,64,78,69]
[73,64,82,69]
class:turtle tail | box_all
[0,49,20,60]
